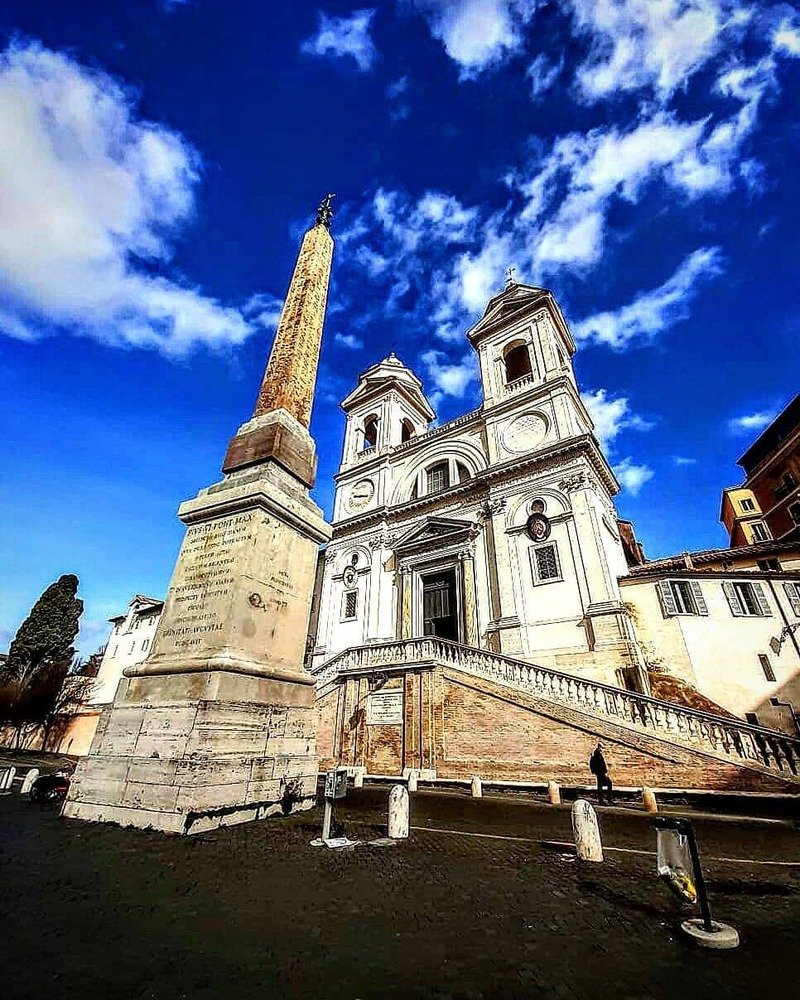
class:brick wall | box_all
[317,665,798,793]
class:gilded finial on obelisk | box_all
[316,193,336,229]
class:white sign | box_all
[367,689,403,725]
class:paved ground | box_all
[1,776,799,1000]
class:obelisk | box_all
[65,198,335,834]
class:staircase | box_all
[313,637,800,783]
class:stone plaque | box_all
[367,689,403,725]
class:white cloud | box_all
[570,0,744,103]
[335,332,364,350]
[581,388,653,449]
[614,456,654,495]
[411,0,540,79]
[387,75,409,98]
[773,18,800,56]
[339,187,479,335]
[301,9,377,72]
[572,247,724,349]
[673,455,698,465]
[728,410,777,433]
[386,75,411,120]
[243,292,283,331]
[526,53,563,98]
[0,41,254,355]
[420,349,478,404]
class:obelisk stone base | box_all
[65,672,319,834]
[64,454,331,834]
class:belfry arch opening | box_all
[362,415,379,450]
[401,418,415,443]
[503,341,532,384]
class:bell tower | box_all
[466,277,594,466]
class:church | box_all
[308,275,800,793]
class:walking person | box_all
[589,742,613,805]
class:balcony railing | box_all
[313,636,800,780]
[504,373,535,393]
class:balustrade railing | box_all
[313,636,800,779]
[504,372,535,393]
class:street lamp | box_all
[770,622,800,656]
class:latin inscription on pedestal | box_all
[149,507,318,675]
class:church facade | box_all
[309,281,800,792]
[310,283,641,688]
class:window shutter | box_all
[689,581,708,615]
[656,580,678,617]
[751,581,771,616]
[784,582,800,616]
[723,581,743,616]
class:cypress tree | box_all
[2,574,83,684]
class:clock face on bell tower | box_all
[347,478,374,513]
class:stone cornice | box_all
[340,377,435,421]
[331,434,618,539]
[334,406,484,483]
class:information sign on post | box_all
[652,816,739,949]
[324,767,348,801]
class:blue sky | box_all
[0,0,798,656]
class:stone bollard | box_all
[407,770,418,793]
[388,784,410,839]
[642,786,658,814]
[353,767,365,789]
[571,798,603,862]
[0,766,17,793]
[471,775,483,798]
[20,768,40,795]
[547,780,561,806]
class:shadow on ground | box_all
[1,785,798,1000]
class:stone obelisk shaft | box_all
[254,223,333,427]
[223,213,334,487]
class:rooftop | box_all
[738,393,800,475]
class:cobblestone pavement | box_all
[1,784,798,1000]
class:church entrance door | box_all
[421,569,459,641]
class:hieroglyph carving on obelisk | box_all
[254,196,334,427]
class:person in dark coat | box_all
[589,742,613,805]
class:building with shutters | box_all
[721,394,800,547]
[619,542,800,734]
[55,595,164,756]
[309,279,800,784]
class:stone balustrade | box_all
[313,636,800,780]
[504,372,535,393]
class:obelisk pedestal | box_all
[65,199,336,834]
